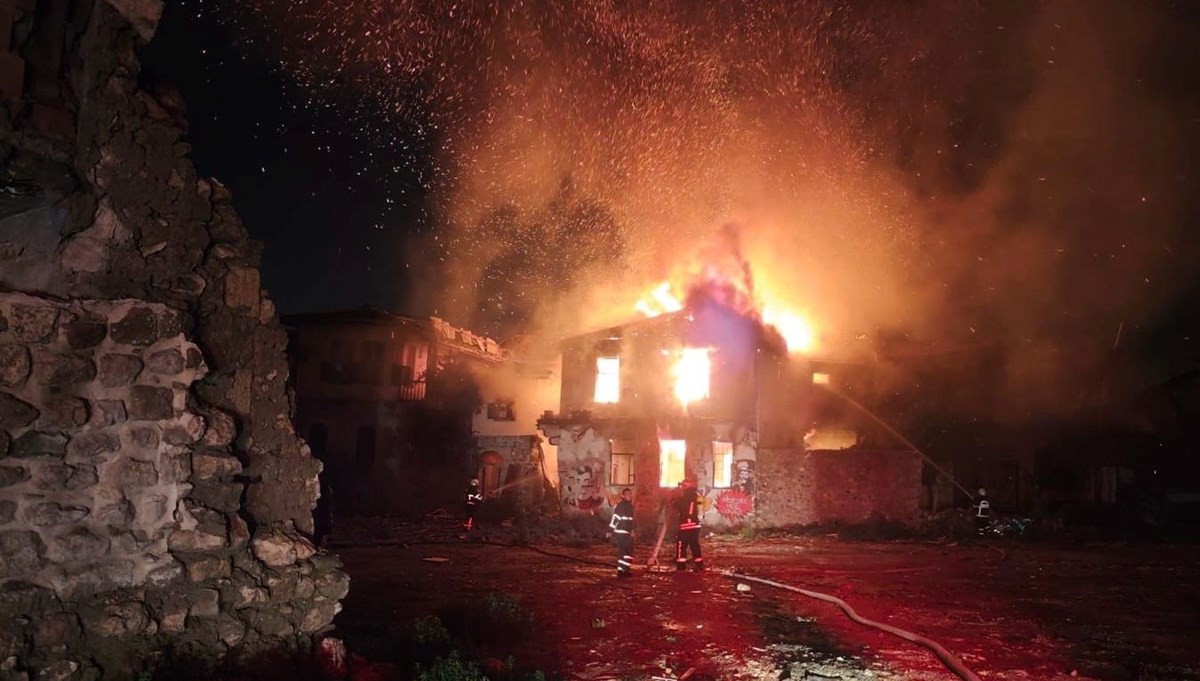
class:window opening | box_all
[712,441,734,488]
[594,356,620,403]
[611,439,636,486]
[659,439,686,487]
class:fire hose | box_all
[335,536,982,680]
[718,569,983,681]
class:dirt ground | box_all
[329,517,1200,681]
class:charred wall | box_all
[0,1,346,677]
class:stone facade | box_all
[755,448,923,527]
[0,1,346,678]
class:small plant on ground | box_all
[410,615,452,649]
[485,592,525,623]
[415,651,488,681]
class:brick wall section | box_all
[756,449,923,526]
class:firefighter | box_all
[673,479,704,571]
[973,487,991,536]
[463,478,483,531]
[608,487,635,578]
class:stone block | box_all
[188,588,220,618]
[128,426,158,448]
[185,346,204,370]
[109,307,158,346]
[224,583,267,610]
[0,391,39,429]
[0,464,29,487]
[242,608,291,638]
[251,527,314,568]
[10,431,67,458]
[115,459,158,487]
[223,266,260,314]
[34,659,78,681]
[85,601,149,637]
[66,431,120,460]
[217,616,246,647]
[146,559,184,589]
[65,465,99,491]
[181,554,230,583]
[8,305,58,343]
[146,348,183,375]
[97,354,142,387]
[298,597,339,634]
[189,481,243,512]
[191,451,242,480]
[126,386,173,420]
[0,344,31,387]
[0,429,8,456]
[92,400,127,426]
[34,463,71,490]
[26,502,89,526]
[32,351,96,387]
[0,531,45,576]
[32,613,81,650]
[65,319,107,350]
[0,500,16,523]
[162,415,203,445]
[168,527,226,553]
[158,607,186,633]
[314,569,351,601]
[199,408,236,447]
[96,500,135,527]
[40,397,89,429]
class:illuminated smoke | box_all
[217,0,1200,419]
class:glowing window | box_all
[813,372,830,385]
[594,356,620,403]
[659,439,686,487]
[712,441,734,488]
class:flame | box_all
[636,282,683,318]
[635,280,820,354]
[762,307,817,354]
[671,347,711,407]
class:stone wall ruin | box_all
[1,1,347,678]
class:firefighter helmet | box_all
[977,487,987,497]
[471,478,480,486]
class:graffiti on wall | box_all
[703,426,758,524]
[561,464,604,511]
[713,488,753,521]
[558,424,609,513]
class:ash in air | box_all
[212,0,1199,416]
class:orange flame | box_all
[671,347,712,407]
[635,280,819,354]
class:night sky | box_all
[141,2,436,317]
[140,1,1200,399]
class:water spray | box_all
[817,383,978,501]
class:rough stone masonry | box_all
[0,1,348,678]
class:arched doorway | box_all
[479,451,504,497]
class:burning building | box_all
[285,308,551,515]
[539,281,922,530]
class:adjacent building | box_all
[285,307,550,515]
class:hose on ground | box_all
[719,570,983,681]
